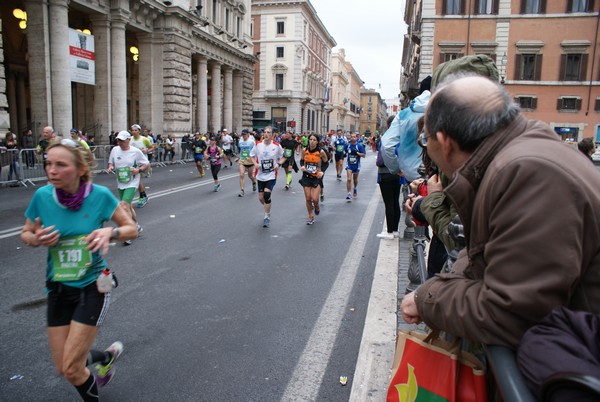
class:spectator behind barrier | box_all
[400,74,600,349]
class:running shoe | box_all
[346,193,352,202]
[337,175,342,181]
[306,218,314,225]
[136,224,144,235]
[320,193,324,202]
[284,184,289,191]
[353,188,358,198]
[123,240,133,246]
[201,172,205,178]
[137,196,148,208]
[376,232,395,240]
[263,216,270,228]
[95,341,124,387]
[314,205,320,215]
[238,189,245,197]
[252,182,257,192]
[393,231,401,238]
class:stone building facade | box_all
[359,89,387,136]
[329,49,363,133]
[251,0,335,134]
[401,0,600,140]
[1,0,256,143]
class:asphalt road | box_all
[0,153,388,401]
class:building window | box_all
[515,54,543,80]
[595,98,600,112]
[568,0,593,12]
[368,113,372,121]
[212,0,218,22]
[521,0,546,14]
[443,0,464,14]
[276,46,284,58]
[516,96,538,110]
[441,52,464,63]
[557,97,582,111]
[475,0,498,14]
[275,73,284,90]
[277,21,285,35]
[225,8,230,31]
[560,54,588,81]
[237,17,241,37]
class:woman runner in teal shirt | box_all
[20,139,137,401]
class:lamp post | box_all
[501,52,507,84]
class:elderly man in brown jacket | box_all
[401,74,600,350]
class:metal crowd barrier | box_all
[0,149,29,187]
[2,141,201,188]
[485,345,537,402]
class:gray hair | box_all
[425,73,520,152]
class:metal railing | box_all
[0,142,198,188]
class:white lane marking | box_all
[0,228,23,239]
[0,173,240,240]
[281,187,380,401]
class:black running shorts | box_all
[46,281,110,327]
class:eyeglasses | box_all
[61,138,80,148]
[417,131,429,148]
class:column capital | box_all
[110,13,130,27]
[89,14,111,27]
[48,0,69,8]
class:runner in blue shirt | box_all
[344,132,366,201]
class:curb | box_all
[349,225,399,401]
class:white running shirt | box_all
[108,146,149,190]
[250,141,284,181]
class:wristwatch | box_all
[111,227,120,240]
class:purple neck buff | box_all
[55,181,93,211]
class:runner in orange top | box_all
[299,134,328,225]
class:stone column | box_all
[196,56,208,133]
[25,0,52,136]
[222,66,233,131]
[49,0,72,135]
[110,16,128,132]
[139,32,164,135]
[16,73,27,131]
[0,18,10,134]
[232,70,243,132]
[210,62,222,132]
[6,72,17,132]
[90,15,111,141]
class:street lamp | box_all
[501,52,507,84]
[130,46,139,62]
[13,8,27,30]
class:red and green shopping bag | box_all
[387,331,487,402]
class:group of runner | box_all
[18,124,368,401]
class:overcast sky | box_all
[310,0,407,101]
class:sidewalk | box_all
[349,216,416,401]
